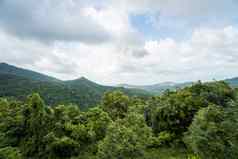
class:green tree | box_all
[148,90,204,138]
[184,103,238,159]
[146,81,235,141]
[101,91,130,120]
[45,106,111,159]
[21,93,48,158]
[0,99,24,148]
[188,81,235,107]
[45,105,83,158]
[46,134,79,159]
[97,113,152,159]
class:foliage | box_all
[146,81,235,141]
[184,102,238,159]
[0,99,24,148]
[144,147,188,159]
[97,113,153,159]
[47,135,80,159]
[101,91,130,120]
[0,147,22,159]
[0,81,237,159]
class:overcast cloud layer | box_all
[0,0,238,85]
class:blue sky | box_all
[129,0,238,41]
[130,13,193,40]
[0,0,238,85]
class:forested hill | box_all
[1,63,238,109]
[0,63,149,109]
[0,63,60,82]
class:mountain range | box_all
[118,78,238,94]
[1,62,238,109]
[0,63,149,109]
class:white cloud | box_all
[115,26,238,84]
[1,24,238,85]
[109,0,237,17]
[0,0,238,85]
[0,0,113,43]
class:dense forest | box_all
[0,81,237,159]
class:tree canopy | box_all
[0,81,237,159]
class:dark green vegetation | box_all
[0,80,237,159]
[0,63,149,109]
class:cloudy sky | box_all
[0,0,238,85]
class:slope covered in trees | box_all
[0,63,60,82]
[0,81,237,159]
[0,63,150,109]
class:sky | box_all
[0,0,238,85]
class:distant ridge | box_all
[225,77,238,87]
[119,77,238,94]
[118,81,193,94]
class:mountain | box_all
[118,81,193,94]
[65,77,113,93]
[2,62,238,109]
[0,63,60,82]
[0,63,150,109]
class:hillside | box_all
[0,63,60,82]
[1,63,238,109]
[0,63,150,109]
